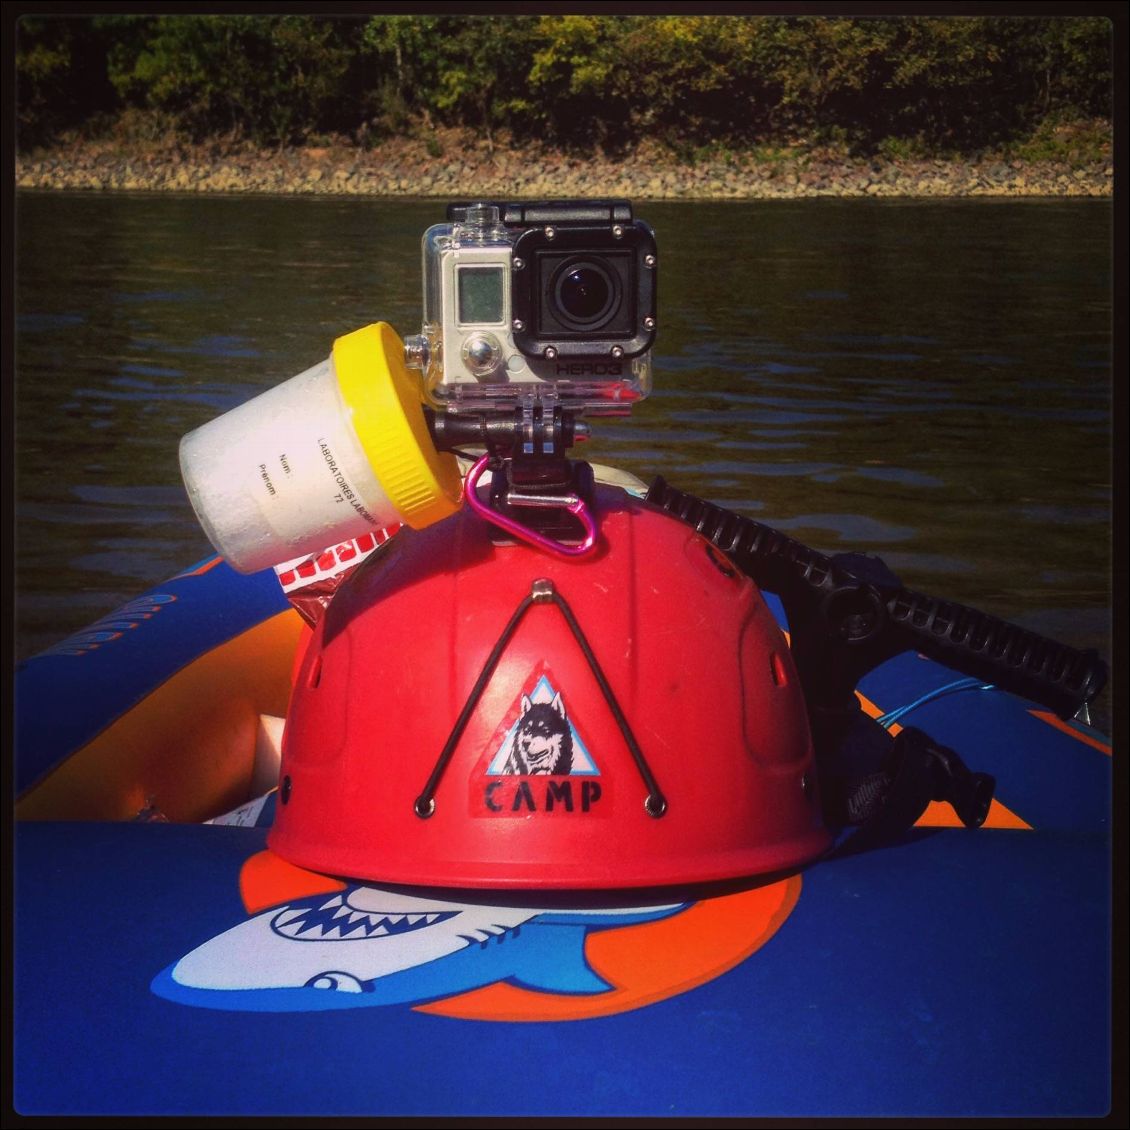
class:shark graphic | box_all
[152,885,687,1013]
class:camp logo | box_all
[150,850,802,1019]
[475,671,607,818]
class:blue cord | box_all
[877,677,994,728]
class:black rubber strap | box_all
[835,726,996,851]
[646,476,1106,720]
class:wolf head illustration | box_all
[505,692,573,775]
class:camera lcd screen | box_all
[457,267,504,325]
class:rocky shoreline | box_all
[17,132,1112,199]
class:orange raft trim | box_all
[1029,710,1111,756]
[16,609,305,824]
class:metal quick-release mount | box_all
[427,405,599,558]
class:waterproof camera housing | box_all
[407,200,656,415]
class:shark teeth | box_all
[271,896,457,942]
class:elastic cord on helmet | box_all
[414,577,667,820]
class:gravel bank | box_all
[16,132,1112,199]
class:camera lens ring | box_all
[551,259,620,329]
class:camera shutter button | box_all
[461,332,503,377]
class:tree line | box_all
[16,14,1113,154]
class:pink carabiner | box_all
[463,454,598,558]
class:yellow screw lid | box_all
[332,323,462,529]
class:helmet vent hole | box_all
[307,656,322,689]
[704,543,737,578]
[770,652,788,687]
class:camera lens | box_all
[553,260,617,327]
[560,267,609,320]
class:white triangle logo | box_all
[486,675,599,776]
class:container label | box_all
[315,438,380,527]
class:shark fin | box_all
[507,925,613,995]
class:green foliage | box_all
[362,15,540,142]
[16,16,121,147]
[15,14,1114,156]
[1005,117,1112,168]
[360,15,445,131]
[15,22,74,146]
[103,15,367,146]
[524,16,628,144]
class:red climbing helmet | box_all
[269,485,832,889]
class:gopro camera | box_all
[406,200,657,415]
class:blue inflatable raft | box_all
[13,502,1113,1118]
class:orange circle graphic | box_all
[239,850,801,1023]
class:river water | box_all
[14,192,1112,722]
